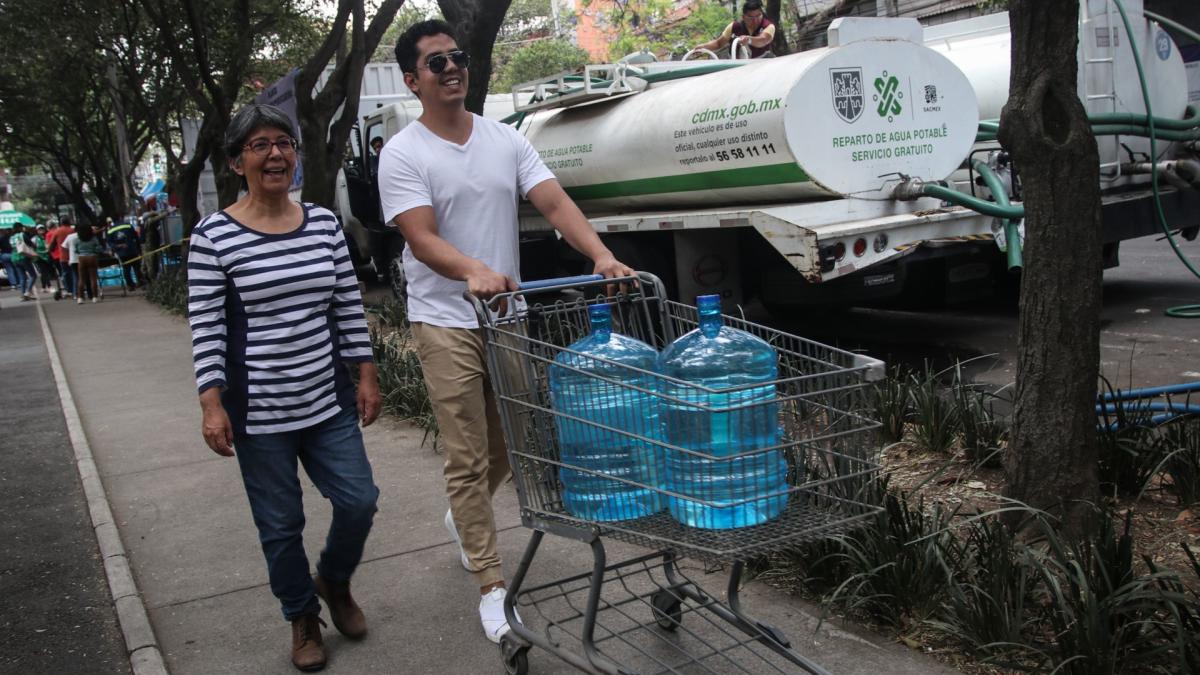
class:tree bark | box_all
[765,0,789,56]
[997,0,1102,540]
[438,0,514,115]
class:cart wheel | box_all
[651,590,683,631]
[500,633,530,675]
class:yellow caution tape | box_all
[116,238,190,267]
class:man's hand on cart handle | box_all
[199,389,235,457]
[592,251,637,297]
[466,262,519,316]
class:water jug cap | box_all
[696,295,721,311]
[588,303,612,318]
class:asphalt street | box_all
[0,297,130,674]
[759,235,1200,390]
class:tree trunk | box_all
[997,0,1102,540]
[296,0,405,210]
[438,0,514,115]
[765,0,789,56]
[178,115,217,237]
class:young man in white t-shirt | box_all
[378,19,633,645]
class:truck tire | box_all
[388,254,407,301]
[346,237,369,280]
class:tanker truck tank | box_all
[924,1,1188,178]
[518,18,979,211]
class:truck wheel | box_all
[388,255,406,301]
[346,238,370,281]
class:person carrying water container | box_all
[378,19,635,646]
[693,0,777,59]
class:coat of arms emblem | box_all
[830,68,864,123]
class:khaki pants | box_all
[412,322,512,587]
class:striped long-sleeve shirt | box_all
[187,204,373,435]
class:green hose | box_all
[977,124,1199,144]
[1088,104,1200,130]
[1113,0,1200,318]
[921,183,1026,220]
[1145,10,1200,45]
[971,160,1023,271]
[1089,124,1200,142]
[981,105,1200,132]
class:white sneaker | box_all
[76,298,83,305]
[444,509,481,572]
[479,587,521,644]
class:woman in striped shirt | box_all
[187,104,380,671]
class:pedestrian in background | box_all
[106,219,142,289]
[74,222,104,304]
[0,226,17,292]
[8,223,38,300]
[187,103,381,672]
[33,225,58,297]
[46,216,75,298]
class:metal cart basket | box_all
[470,273,885,675]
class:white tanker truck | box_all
[343,1,1199,313]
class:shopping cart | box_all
[470,273,885,675]
[97,253,134,296]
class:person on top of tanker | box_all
[693,0,777,59]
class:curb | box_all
[36,301,169,675]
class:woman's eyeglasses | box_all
[244,137,299,156]
[419,50,470,75]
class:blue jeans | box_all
[233,406,379,621]
[59,260,75,295]
[14,259,35,295]
[0,253,16,290]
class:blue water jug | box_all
[549,303,664,521]
[657,295,788,529]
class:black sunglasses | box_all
[419,50,470,75]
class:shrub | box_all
[811,477,959,627]
[1025,509,1181,674]
[869,365,912,443]
[950,366,1008,467]
[369,320,437,442]
[927,515,1039,657]
[1158,416,1200,505]
[908,364,960,455]
[144,266,187,315]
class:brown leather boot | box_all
[314,575,368,640]
[290,613,327,672]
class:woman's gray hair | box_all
[224,104,298,159]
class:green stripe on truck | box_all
[563,162,810,201]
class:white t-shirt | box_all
[63,233,80,264]
[378,114,555,328]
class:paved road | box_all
[758,235,1200,389]
[0,295,130,674]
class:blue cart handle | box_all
[517,274,605,291]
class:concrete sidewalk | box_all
[41,292,959,674]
